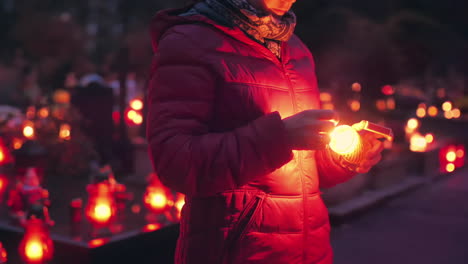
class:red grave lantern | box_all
[144,173,173,214]
[86,183,116,227]
[0,242,7,263]
[0,138,13,166]
[19,218,54,264]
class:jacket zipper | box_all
[222,194,265,264]
[279,43,308,264]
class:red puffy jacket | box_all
[147,7,355,264]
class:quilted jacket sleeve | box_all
[147,28,293,197]
[315,148,356,188]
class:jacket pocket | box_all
[222,194,265,263]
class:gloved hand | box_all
[282,110,338,150]
[353,132,385,174]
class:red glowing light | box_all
[131,204,141,214]
[144,173,173,214]
[86,184,116,226]
[0,139,12,165]
[112,111,120,124]
[440,145,465,173]
[351,83,362,92]
[0,242,6,263]
[145,188,168,212]
[381,85,395,96]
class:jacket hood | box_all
[150,6,214,52]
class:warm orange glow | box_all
[175,199,185,213]
[322,103,334,110]
[143,223,161,232]
[349,100,360,112]
[416,107,426,118]
[127,110,137,120]
[407,118,419,131]
[410,134,427,152]
[386,98,396,110]
[89,238,107,248]
[0,177,5,192]
[446,163,455,173]
[23,122,35,139]
[38,108,49,119]
[148,192,167,210]
[53,90,71,104]
[456,149,465,158]
[320,92,332,102]
[446,151,457,162]
[0,151,4,164]
[93,202,112,224]
[86,183,115,226]
[376,100,386,111]
[174,193,185,220]
[351,83,361,92]
[20,219,53,263]
[428,106,438,117]
[425,134,434,144]
[144,185,172,214]
[25,240,44,262]
[13,138,23,150]
[442,101,453,112]
[329,125,360,155]
[133,113,143,125]
[452,108,461,119]
[444,110,454,119]
[130,99,144,111]
[59,124,71,140]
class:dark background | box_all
[1,0,467,99]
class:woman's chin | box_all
[270,8,287,17]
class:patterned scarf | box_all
[204,0,297,58]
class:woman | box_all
[147,0,384,263]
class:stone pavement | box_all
[331,168,468,264]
